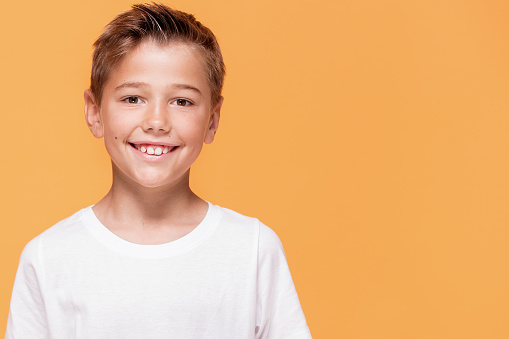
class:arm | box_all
[255,222,312,339]
[6,237,49,339]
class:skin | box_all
[84,40,223,245]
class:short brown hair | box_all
[90,3,225,106]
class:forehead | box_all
[105,40,210,95]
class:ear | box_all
[204,96,223,144]
[84,89,104,138]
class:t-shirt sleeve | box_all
[6,236,50,339]
[255,221,312,339]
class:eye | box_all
[173,98,192,107]
[123,96,142,104]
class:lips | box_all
[130,143,177,156]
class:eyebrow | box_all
[115,82,202,95]
[115,82,149,90]
[171,83,202,94]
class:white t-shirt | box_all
[6,202,311,338]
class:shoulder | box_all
[211,203,284,253]
[212,203,276,235]
[210,203,259,236]
[38,207,90,243]
[20,207,91,261]
[213,204,259,228]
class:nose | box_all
[142,101,170,133]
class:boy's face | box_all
[84,40,222,189]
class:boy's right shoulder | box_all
[39,207,90,238]
[23,207,92,255]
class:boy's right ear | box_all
[84,89,104,138]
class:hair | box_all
[90,3,225,106]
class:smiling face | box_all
[85,40,222,190]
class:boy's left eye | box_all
[172,99,192,106]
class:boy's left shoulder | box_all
[213,203,267,233]
[214,204,257,225]
[212,202,283,250]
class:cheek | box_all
[176,116,209,138]
[103,115,135,137]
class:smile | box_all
[130,143,177,156]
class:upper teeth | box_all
[136,145,171,155]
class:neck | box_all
[93,168,207,230]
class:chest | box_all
[43,245,258,338]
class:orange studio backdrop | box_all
[1,1,509,338]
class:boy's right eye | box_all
[123,96,142,104]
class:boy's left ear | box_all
[204,96,223,144]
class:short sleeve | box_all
[6,237,50,339]
[255,222,312,339]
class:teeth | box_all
[135,144,172,156]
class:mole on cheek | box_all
[115,137,117,139]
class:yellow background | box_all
[1,0,509,338]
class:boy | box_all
[6,3,311,338]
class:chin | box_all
[132,172,188,190]
[112,164,188,190]
[133,178,174,189]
